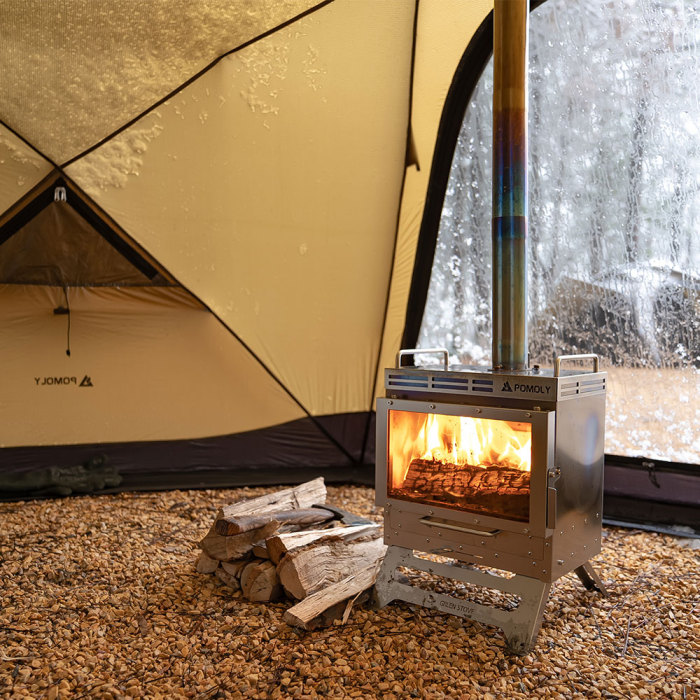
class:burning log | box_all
[393,458,530,520]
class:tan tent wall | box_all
[376,0,493,399]
[0,1,330,164]
[67,0,416,420]
[0,125,54,215]
[0,285,304,448]
[0,0,495,487]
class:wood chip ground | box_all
[1,485,698,699]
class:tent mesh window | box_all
[0,179,171,286]
[418,0,699,466]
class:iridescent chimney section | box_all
[492,0,529,371]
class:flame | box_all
[388,410,531,489]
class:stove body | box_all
[377,358,606,580]
[373,0,608,653]
[374,354,607,652]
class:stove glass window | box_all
[387,409,532,522]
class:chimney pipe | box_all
[492,0,529,371]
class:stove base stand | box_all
[374,546,551,654]
[574,561,608,595]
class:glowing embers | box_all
[387,411,532,521]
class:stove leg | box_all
[574,561,608,595]
[374,546,551,655]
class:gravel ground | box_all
[1,485,698,699]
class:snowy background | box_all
[418,0,699,464]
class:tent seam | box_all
[59,0,337,169]
[46,174,358,466]
[0,169,60,228]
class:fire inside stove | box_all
[387,410,532,521]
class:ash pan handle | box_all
[554,354,600,377]
[397,348,449,371]
[419,517,500,537]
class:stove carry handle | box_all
[396,347,449,371]
[554,353,599,377]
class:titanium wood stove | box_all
[374,1,607,652]
[374,350,607,653]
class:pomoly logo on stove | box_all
[501,381,550,394]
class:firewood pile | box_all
[195,477,386,629]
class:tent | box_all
[0,0,496,488]
[0,0,697,532]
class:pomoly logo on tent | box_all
[34,375,94,387]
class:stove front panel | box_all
[376,398,554,537]
[387,409,533,521]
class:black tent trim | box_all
[603,455,700,533]
[0,412,374,501]
[0,170,61,235]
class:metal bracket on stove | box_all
[554,353,599,376]
[396,348,449,370]
[574,561,608,595]
[374,546,551,655]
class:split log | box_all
[218,477,326,521]
[215,567,241,591]
[283,562,382,630]
[266,523,379,564]
[221,560,249,578]
[252,542,270,560]
[277,536,387,600]
[240,560,283,602]
[195,552,219,574]
[199,521,280,562]
[215,507,334,536]
[240,559,264,591]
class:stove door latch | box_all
[547,467,560,529]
